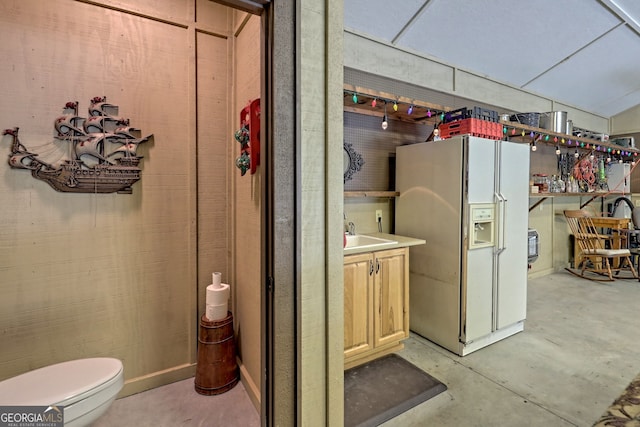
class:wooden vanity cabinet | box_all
[343,247,409,369]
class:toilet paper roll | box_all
[206,283,230,306]
[206,303,228,321]
[212,272,222,288]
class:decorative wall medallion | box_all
[4,97,152,194]
[344,141,364,182]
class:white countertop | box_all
[343,232,426,256]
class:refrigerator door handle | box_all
[498,193,507,253]
[494,192,506,254]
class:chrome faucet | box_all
[348,221,356,236]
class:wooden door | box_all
[343,253,374,361]
[374,248,409,348]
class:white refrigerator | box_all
[395,135,530,356]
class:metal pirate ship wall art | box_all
[4,96,152,194]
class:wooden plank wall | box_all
[0,0,261,402]
[231,13,262,409]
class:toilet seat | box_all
[0,358,123,406]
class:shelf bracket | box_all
[580,195,600,209]
[529,197,548,212]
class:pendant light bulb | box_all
[555,146,561,155]
[407,105,413,115]
[574,150,579,158]
[381,114,388,130]
[393,102,398,112]
[590,153,595,160]
[619,158,623,163]
[531,142,537,152]
[371,98,377,108]
[607,156,611,163]
[352,93,358,103]
[427,109,432,118]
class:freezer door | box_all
[395,139,464,352]
[495,140,530,329]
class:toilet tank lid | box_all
[0,357,123,405]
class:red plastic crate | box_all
[439,118,502,140]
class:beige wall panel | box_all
[455,70,552,114]
[344,31,454,94]
[611,105,640,135]
[197,0,232,35]
[196,31,231,321]
[87,0,192,24]
[0,0,196,391]
[300,3,328,425]
[233,14,262,408]
[527,198,554,276]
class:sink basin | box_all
[345,234,397,250]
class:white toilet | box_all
[0,358,123,426]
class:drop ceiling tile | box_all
[524,25,640,116]
[394,0,621,87]
[597,89,640,117]
[344,0,427,42]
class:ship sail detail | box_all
[4,97,152,194]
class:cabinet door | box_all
[344,253,374,361]
[374,248,409,348]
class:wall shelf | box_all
[344,191,399,198]
[503,120,639,156]
[529,192,628,210]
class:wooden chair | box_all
[564,209,638,281]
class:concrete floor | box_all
[94,272,640,426]
[383,272,640,426]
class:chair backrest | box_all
[564,210,605,253]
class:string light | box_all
[574,149,579,158]
[344,91,640,160]
[381,104,388,130]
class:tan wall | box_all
[0,0,261,400]
[232,11,262,410]
[611,104,640,135]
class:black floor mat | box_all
[344,354,447,427]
